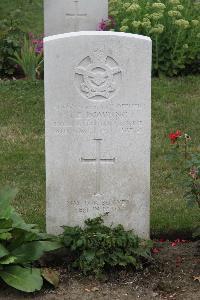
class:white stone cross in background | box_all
[44,0,108,36]
[65,1,87,31]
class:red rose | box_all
[169,130,182,144]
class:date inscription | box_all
[47,103,145,136]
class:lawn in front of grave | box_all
[0,76,199,237]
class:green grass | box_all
[0,81,45,228]
[151,76,200,237]
[0,77,200,237]
[0,0,43,34]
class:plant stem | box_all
[155,35,159,72]
[184,140,188,161]
[172,29,181,61]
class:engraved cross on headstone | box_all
[65,0,87,31]
[81,139,116,195]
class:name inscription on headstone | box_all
[52,103,143,136]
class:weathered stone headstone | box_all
[44,0,108,36]
[44,32,152,238]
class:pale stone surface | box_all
[45,32,152,238]
[44,0,108,36]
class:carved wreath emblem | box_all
[75,50,122,100]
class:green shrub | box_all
[168,130,200,208]
[184,153,200,208]
[109,0,200,76]
[11,35,44,80]
[184,153,200,239]
[62,216,152,277]
[193,227,200,239]
[0,11,24,77]
[167,131,200,239]
[0,188,62,292]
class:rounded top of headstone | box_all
[44,31,152,44]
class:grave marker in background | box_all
[44,32,152,238]
[44,0,108,36]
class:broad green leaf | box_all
[7,229,53,252]
[6,229,27,251]
[22,231,54,243]
[0,243,9,259]
[11,241,62,263]
[7,228,45,251]
[42,268,60,287]
[11,211,36,231]
[0,232,12,240]
[0,266,43,292]
[0,256,17,265]
[0,219,13,230]
[0,228,13,234]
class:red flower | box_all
[170,239,190,247]
[152,247,161,254]
[159,238,166,243]
[169,130,182,144]
[171,242,177,247]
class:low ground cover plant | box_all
[62,216,152,277]
[105,0,200,76]
[0,188,62,292]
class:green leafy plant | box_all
[168,130,200,208]
[184,154,200,208]
[62,216,152,277]
[193,226,200,239]
[11,35,43,80]
[167,131,200,238]
[184,155,200,239]
[0,11,24,77]
[0,188,62,292]
[108,0,200,76]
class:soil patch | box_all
[0,241,199,300]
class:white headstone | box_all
[44,0,108,36]
[44,32,152,238]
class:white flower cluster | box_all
[109,0,200,35]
